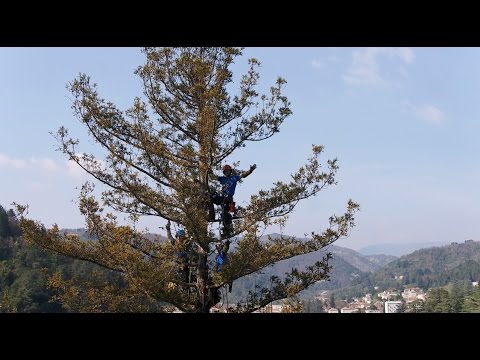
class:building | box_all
[378,290,399,300]
[385,301,403,313]
[402,287,426,303]
[340,307,360,313]
[253,304,284,313]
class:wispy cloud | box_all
[66,159,86,178]
[311,54,339,70]
[343,47,415,85]
[415,104,446,125]
[29,156,61,172]
[0,153,89,177]
[311,60,324,69]
[0,153,27,169]
[394,47,414,63]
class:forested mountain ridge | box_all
[329,246,396,272]
[366,239,480,286]
[56,230,393,300]
[334,239,480,300]
[11,223,477,310]
[1,208,164,312]
[227,238,397,301]
[358,241,450,257]
[2,216,396,310]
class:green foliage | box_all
[0,206,9,238]
[449,283,465,313]
[0,228,159,312]
[0,238,63,312]
[323,241,480,312]
[404,282,480,313]
[462,284,480,313]
[406,299,425,313]
[0,205,20,239]
[346,241,480,293]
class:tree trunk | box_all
[196,249,211,313]
[197,118,213,313]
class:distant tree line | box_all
[337,242,480,299]
[0,205,21,240]
[406,282,480,313]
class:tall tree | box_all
[424,288,451,313]
[0,205,11,238]
[329,292,336,309]
[462,284,480,312]
[17,47,359,313]
[449,283,465,313]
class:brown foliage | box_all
[16,48,359,313]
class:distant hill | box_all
[294,245,396,298]
[261,233,395,271]
[330,246,396,272]
[334,239,480,299]
[364,254,398,268]
[229,240,397,301]
[61,228,167,242]
[358,241,450,257]
[59,229,398,301]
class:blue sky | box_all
[1,47,479,250]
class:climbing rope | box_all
[225,284,229,312]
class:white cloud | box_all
[415,104,446,125]
[343,47,415,85]
[311,54,339,70]
[311,60,324,69]
[393,47,414,63]
[0,153,27,169]
[66,160,86,178]
[29,156,61,172]
[0,152,88,177]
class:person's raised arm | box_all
[241,164,256,178]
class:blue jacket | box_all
[216,252,226,271]
[217,175,241,197]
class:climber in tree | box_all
[215,239,231,272]
[210,164,256,237]
[215,239,233,292]
[166,221,190,283]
